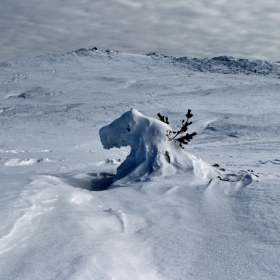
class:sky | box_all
[1,0,280,62]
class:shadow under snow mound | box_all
[99,109,230,186]
[59,172,115,191]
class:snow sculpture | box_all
[99,109,219,184]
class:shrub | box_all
[157,109,197,149]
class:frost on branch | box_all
[99,109,217,184]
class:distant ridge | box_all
[2,47,280,77]
[147,52,280,76]
[72,48,280,77]
[175,55,280,76]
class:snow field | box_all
[0,49,280,279]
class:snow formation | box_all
[100,109,252,190]
[99,109,215,183]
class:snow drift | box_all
[99,109,251,188]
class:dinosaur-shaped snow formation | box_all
[99,109,219,184]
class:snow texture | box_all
[0,48,280,280]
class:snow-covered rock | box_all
[100,109,219,184]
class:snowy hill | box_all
[74,48,280,76]
[0,49,280,280]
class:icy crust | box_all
[100,109,220,184]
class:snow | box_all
[0,48,280,279]
[99,108,200,182]
[99,109,252,191]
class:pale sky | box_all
[1,0,279,62]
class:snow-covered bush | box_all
[99,109,217,184]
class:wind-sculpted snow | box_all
[100,109,212,183]
[100,109,252,190]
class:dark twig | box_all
[157,109,197,149]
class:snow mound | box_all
[100,109,219,184]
